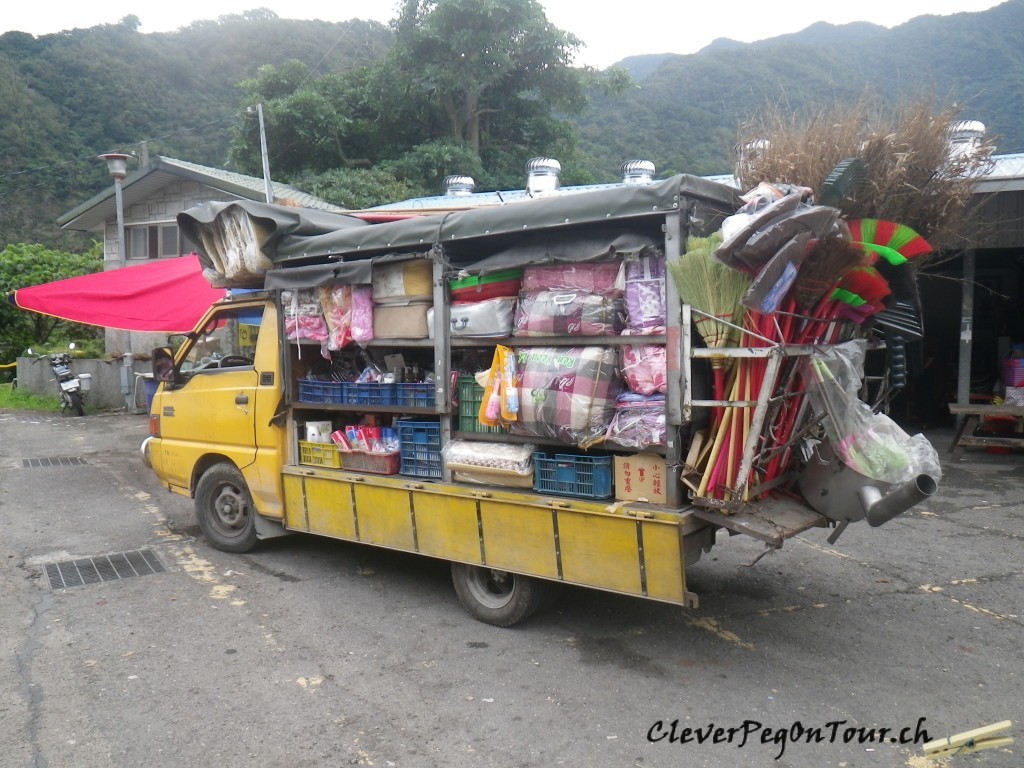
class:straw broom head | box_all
[792,234,868,311]
[670,232,751,349]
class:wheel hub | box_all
[214,486,247,528]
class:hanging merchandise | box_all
[320,285,353,350]
[477,345,520,429]
[281,289,328,343]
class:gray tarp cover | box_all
[177,174,740,289]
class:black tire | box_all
[194,463,258,553]
[451,563,548,627]
[68,390,85,416]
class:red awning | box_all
[8,254,225,333]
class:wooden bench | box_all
[948,403,1024,459]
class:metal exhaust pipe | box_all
[858,474,938,528]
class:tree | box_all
[225,0,632,202]
[388,0,587,157]
[0,242,103,363]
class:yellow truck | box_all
[142,175,937,625]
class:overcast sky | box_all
[3,1,1007,69]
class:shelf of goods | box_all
[278,176,744,510]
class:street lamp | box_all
[98,152,131,263]
[98,152,133,409]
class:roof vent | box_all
[946,120,986,160]
[525,157,561,197]
[443,174,475,197]
[734,138,770,177]
[621,160,656,185]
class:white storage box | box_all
[428,297,516,338]
[77,373,92,392]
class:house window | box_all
[126,223,197,259]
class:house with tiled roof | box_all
[57,155,343,355]
[59,155,343,263]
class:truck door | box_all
[157,304,265,492]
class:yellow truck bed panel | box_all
[281,466,699,606]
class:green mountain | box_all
[576,0,1024,181]
[1,2,1022,248]
[0,13,391,249]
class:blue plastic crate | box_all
[344,382,398,406]
[397,383,435,408]
[398,420,442,478]
[297,380,346,404]
[533,452,613,499]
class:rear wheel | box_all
[194,463,258,553]
[451,563,548,627]
[68,390,85,416]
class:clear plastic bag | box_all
[803,340,941,483]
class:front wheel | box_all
[67,390,85,416]
[451,563,548,627]
[194,463,258,553]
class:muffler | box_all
[797,438,938,527]
[858,474,937,527]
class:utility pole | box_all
[256,104,273,203]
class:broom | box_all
[847,219,932,265]
[669,232,750,426]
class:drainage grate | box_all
[22,456,88,468]
[44,549,166,589]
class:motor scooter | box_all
[29,344,90,416]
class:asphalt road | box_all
[0,409,1020,768]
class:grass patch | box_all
[0,383,61,412]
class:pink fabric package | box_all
[521,261,625,297]
[320,285,353,350]
[513,290,624,337]
[511,346,622,445]
[350,285,375,344]
[623,249,666,331]
[619,344,667,395]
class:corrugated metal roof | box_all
[974,152,1024,193]
[58,156,344,233]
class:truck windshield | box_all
[180,306,264,373]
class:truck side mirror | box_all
[152,347,175,382]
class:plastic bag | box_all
[282,289,328,343]
[511,346,622,446]
[604,394,666,449]
[320,285,353,350]
[350,285,374,344]
[803,340,941,483]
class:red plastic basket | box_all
[340,450,400,475]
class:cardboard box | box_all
[613,453,667,505]
[373,301,432,339]
[372,260,433,304]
